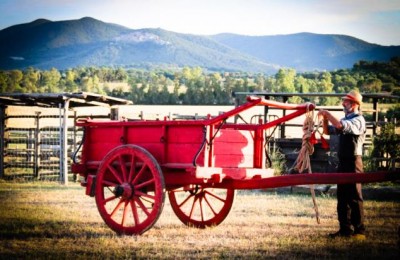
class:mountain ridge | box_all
[1,17,399,73]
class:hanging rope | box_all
[295,108,315,173]
[293,104,321,224]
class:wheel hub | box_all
[114,183,134,199]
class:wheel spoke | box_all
[104,195,117,204]
[134,177,154,189]
[102,179,118,187]
[199,196,205,222]
[121,200,129,226]
[135,190,155,201]
[203,194,217,216]
[204,190,226,203]
[110,199,124,218]
[131,163,147,185]
[128,154,136,182]
[118,154,128,182]
[107,164,123,184]
[177,192,194,208]
[134,197,151,216]
[130,199,140,226]
[189,196,199,219]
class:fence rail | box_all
[0,110,92,181]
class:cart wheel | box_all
[168,186,234,228]
[95,145,165,235]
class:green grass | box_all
[0,181,399,259]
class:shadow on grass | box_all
[0,219,111,240]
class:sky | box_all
[0,0,400,46]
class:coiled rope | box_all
[294,103,321,224]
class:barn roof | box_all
[0,92,132,108]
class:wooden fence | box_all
[2,112,74,180]
[0,108,108,181]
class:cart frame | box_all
[72,96,399,235]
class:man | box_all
[318,90,366,240]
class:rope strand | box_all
[293,104,320,224]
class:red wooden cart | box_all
[71,96,399,235]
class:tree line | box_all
[0,57,399,107]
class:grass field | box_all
[0,181,399,259]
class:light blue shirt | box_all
[341,112,366,136]
[328,112,366,156]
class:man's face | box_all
[342,99,354,114]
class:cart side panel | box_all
[84,126,126,162]
[80,123,206,167]
[127,126,164,143]
[213,129,255,168]
[126,125,164,162]
[81,125,165,163]
[166,125,205,165]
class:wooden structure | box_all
[0,92,132,184]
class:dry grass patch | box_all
[0,181,399,259]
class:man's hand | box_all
[318,110,327,122]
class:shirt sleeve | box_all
[340,115,366,135]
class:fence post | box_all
[0,106,5,178]
[72,111,78,182]
[372,97,378,136]
[34,112,41,178]
[61,101,70,185]
[280,96,288,138]
[59,103,63,183]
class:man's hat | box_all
[342,90,362,105]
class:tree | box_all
[8,70,23,92]
[372,122,400,170]
[332,70,357,93]
[318,72,337,105]
[63,69,78,92]
[254,74,265,92]
[275,68,301,103]
[92,75,105,94]
[22,67,39,93]
[182,66,203,81]
[381,83,394,92]
[264,77,277,92]
[295,76,309,93]
[359,78,382,93]
[0,71,8,93]
[158,85,171,104]
[275,68,296,93]
[40,68,61,93]
[81,76,94,92]
[386,104,400,121]
[115,68,128,81]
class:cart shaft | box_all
[163,170,399,190]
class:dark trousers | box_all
[337,156,365,234]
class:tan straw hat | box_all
[342,90,362,105]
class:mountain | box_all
[0,17,277,73]
[1,17,399,73]
[211,33,400,71]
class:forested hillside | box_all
[211,33,400,71]
[1,17,400,72]
[0,58,399,110]
[0,17,276,73]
